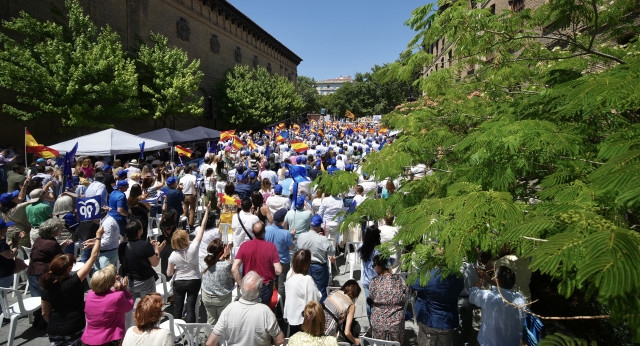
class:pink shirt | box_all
[81,289,134,345]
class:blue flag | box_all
[264,145,272,158]
[208,140,218,154]
[61,143,78,190]
[139,141,145,159]
[76,196,101,221]
[378,140,386,151]
[284,163,309,183]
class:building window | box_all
[253,55,259,69]
[210,35,220,54]
[267,63,272,73]
[234,46,242,63]
[176,18,190,41]
[510,0,524,12]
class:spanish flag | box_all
[232,136,245,150]
[264,129,272,136]
[247,138,258,150]
[345,110,355,119]
[378,127,389,134]
[217,193,241,206]
[220,130,235,141]
[277,123,285,130]
[275,134,286,143]
[317,128,324,137]
[25,129,59,158]
[290,141,309,153]
[175,145,192,158]
[293,123,301,134]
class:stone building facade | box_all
[423,0,546,77]
[0,0,301,144]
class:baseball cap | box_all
[274,185,283,194]
[0,190,19,205]
[248,171,257,179]
[36,158,46,163]
[236,174,246,181]
[116,180,129,188]
[296,195,306,208]
[310,215,323,227]
[102,164,112,170]
[330,158,337,166]
[166,177,178,186]
[117,169,129,178]
[0,219,15,229]
[273,208,287,223]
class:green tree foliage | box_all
[135,33,203,125]
[217,65,303,128]
[297,75,321,113]
[0,0,138,127]
[322,0,640,340]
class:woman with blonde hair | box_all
[80,158,94,178]
[260,178,273,204]
[82,265,134,345]
[288,301,338,346]
[122,294,172,346]
[167,204,210,322]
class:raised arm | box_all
[78,226,103,281]
[194,202,211,245]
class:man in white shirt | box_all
[207,271,284,346]
[93,215,120,271]
[265,185,291,217]
[179,166,198,229]
[199,156,213,176]
[260,163,279,187]
[318,194,344,240]
[358,174,378,197]
[231,197,260,257]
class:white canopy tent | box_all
[49,129,169,156]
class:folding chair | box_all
[360,336,401,346]
[176,323,214,346]
[0,287,42,346]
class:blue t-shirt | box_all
[164,187,185,216]
[107,190,128,221]
[264,225,294,264]
[411,269,464,330]
[359,245,379,288]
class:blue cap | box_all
[274,185,283,194]
[237,174,246,181]
[116,180,129,188]
[245,151,250,156]
[273,208,288,223]
[36,158,46,163]
[117,169,129,178]
[300,157,307,164]
[284,171,291,178]
[0,219,15,229]
[166,177,178,186]
[248,171,257,179]
[102,164,112,170]
[310,215,323,227]
[296,195,306,208]
[330,158,337,166]
[0,190,19,205]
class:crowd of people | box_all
[0,119,532,346]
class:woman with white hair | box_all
[27,218,72,297]
[82,264,134,345]
[52,193,78,255]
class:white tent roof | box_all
[49,129,169,156]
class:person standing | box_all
[25,184,54,245]
[162,177,184,226]
[283,249,321,335]
[108,180,130,236]
[368,254,410,343]
[411,268,464,346]
[231,221,282,306]
[318,193,344,241]
[266,185,291,217]
[230,197,259,257]
[179,166,197,229]
[200,239,234,325]
[284,196,312,239]
[264,208,294,303]
[118,220,165,299]
[297,215,335,302]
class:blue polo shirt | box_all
[264,225,294,264]
[108,190,128,221]
[411,269,464,330]
[163,187,185,215]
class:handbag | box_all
[322,301,361,344]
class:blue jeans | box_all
[94,249,118,272]
[364,285,371,319]
[81,248,92,263]
[116,218,127,237]
[0,275,13,288]
[28,274,42,297]
[259,280,275,306]
[309,263,329,303]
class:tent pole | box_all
[24,127,28,168]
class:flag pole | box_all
[24,127,28,168]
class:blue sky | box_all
[228,0,427,81]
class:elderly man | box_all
[266,185,290,217]
[207,271,284,346]
[232,221,281,306]
[297,215,335,302]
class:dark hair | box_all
[183,166,192,174]
[205,168,214,178]
[241,197,252,212]
[358,225,381,261]
[40,254,76,289]
[202,238,225,274]
[35,165,45,174]
[204,157,211,164]
[127,184,143,208]
[94,172,105,183]
[372,254,390,270]
[159,209,177,235]
[251,191,264,208]
[497,266,516,290]
[340,279,362,300]
[224,182,235,196]
[292,249,311,275]
[141,176,155,189]
[384,214,395,226]
[125,220,142,240]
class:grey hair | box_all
[241,271,263,301]
[52,195,75,217]
[39,218,65,239]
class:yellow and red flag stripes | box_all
[345,110,355,119]
[264,129,272,135]
[277,123,285,130]
[378,127,389,134]
[232,136,245,150]
[290,141,309,153]
[25,129,59,158]
[275,134,286,143]
[247,138,258,150]
[175,145,193,158]
[293,123,301,133]
[217,193,241,205]
[220,130,235,141]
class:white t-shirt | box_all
[198,227,222,271]
[283,274,321,325]
[179,174,197,195]
[168,241,201,280]
[231,211,260,255]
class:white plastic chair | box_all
[195,196,206,225]
[344,241,362,279]
[0,287,42,346]
[156,273,174,304]
[360,336,401,346]
[176,322,214,346]
[159,312,186,343]
[326,286,341,298]
[147,217,161,242]
[12,247,31,297]
[219,223,231,244]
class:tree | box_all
[135,33,203,127]
[320,0,640,342]
[217,65,303,128]
[297,75,321,113]
[0,0,138,128]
